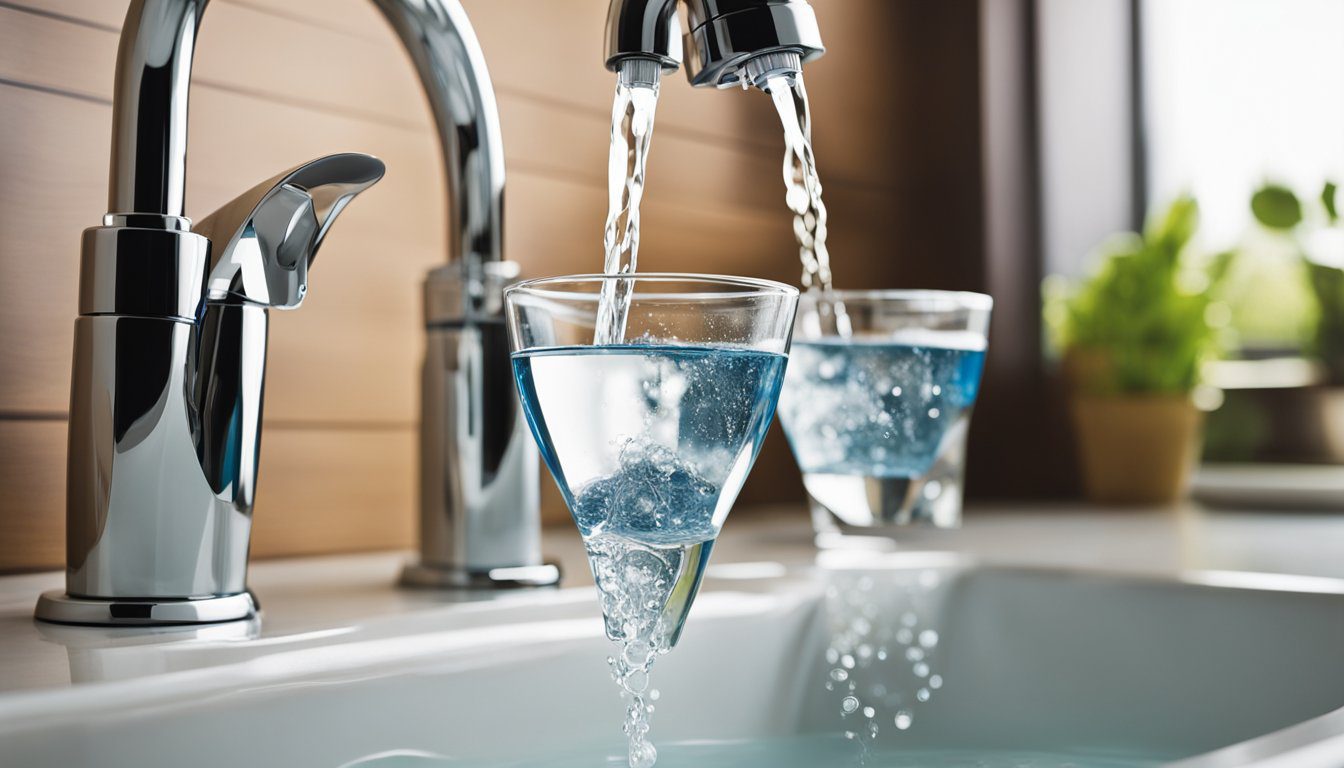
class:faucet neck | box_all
[371,0,507,318]
[109,0,209,224]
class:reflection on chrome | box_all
[818,559,955,762]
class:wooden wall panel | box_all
[0,421,67,571]
[0,419,415,572]
[0,0,937,573]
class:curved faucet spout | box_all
[108,0,505,314]
[371,0,506,317]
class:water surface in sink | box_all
[358,737,1163,767]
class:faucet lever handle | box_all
[195,153,386,309]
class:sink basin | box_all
[1,553,1342,767]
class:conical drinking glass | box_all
[506,273,797,767]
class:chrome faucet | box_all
[605,0,825,88]
[35,0,552,627]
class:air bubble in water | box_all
[624,669,649,693]
[842,696,860,714]
[895,710,913,730]
[919,630,939,648]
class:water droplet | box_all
[624,668,649,693]
[913,662,930,678]
[919,630,939,648]
[917,687,931,702]
[895,710,913,730]
[842,696,860,714]
[829,668,849,682]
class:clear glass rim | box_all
[506,272,799,302]
[800,288,993,311]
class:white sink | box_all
[2,547,1342,767]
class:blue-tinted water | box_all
[514,344,786,543]
[512,343,787,767]
[778,339,986,478]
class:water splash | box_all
[590,532,714,768]
[764,72,851,338]
[765,74,833,292]
[821,566,952,764]
[596,62,661,345]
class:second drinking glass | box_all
[777,290,992,537]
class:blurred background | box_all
[0,0,1338,572]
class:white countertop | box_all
[1,503,1342,697]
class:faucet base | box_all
[34,590,258,627]
[398,561,561,590]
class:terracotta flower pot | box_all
[1069,395,1204,505]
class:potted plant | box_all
[1246,181,1344,459]
[1045,197,1235,504]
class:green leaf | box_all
[1251,184,1303,230]
[1147,195,1199,256]
[1323,181,1339,223]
